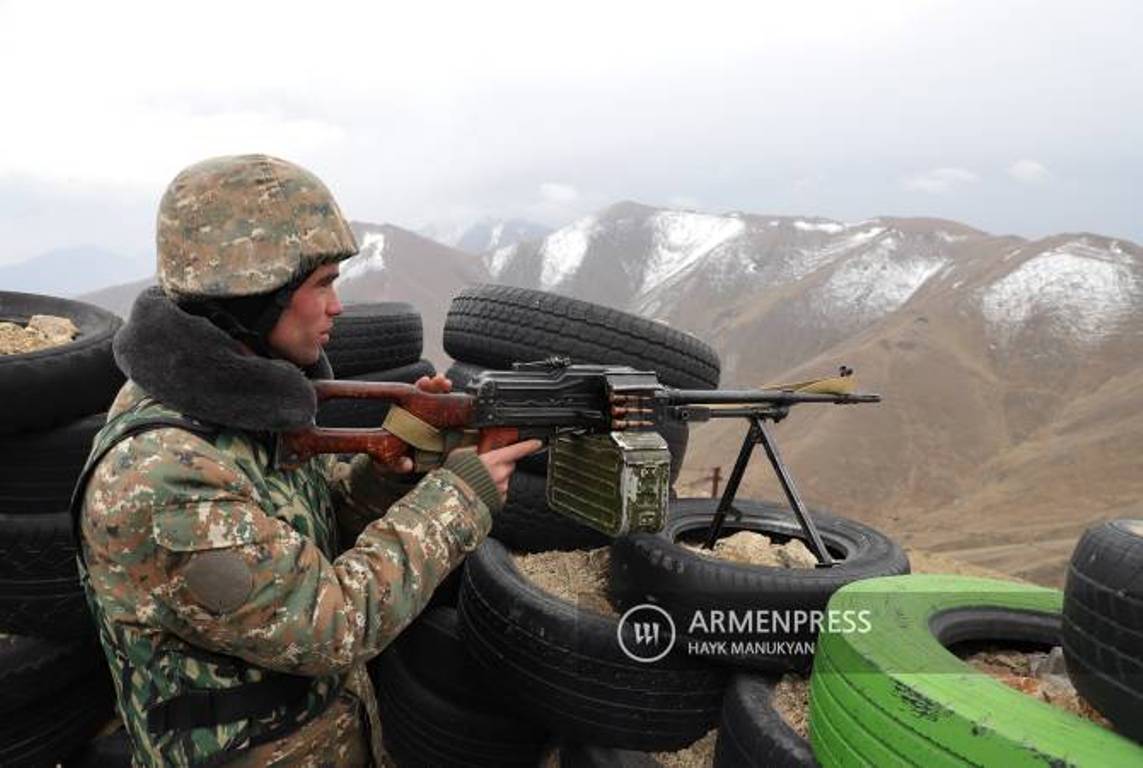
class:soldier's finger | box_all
[487,439,544,463]
[372,455,414,474]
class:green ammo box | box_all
[546,431,671,537]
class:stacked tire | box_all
[368,606,551,767]
[606,499,908,767]
[443,284,720,553]
[441,287,728,758]
[0,292,124,766]
[1063,519,1143,745]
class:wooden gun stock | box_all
[276,381,524,470]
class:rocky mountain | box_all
[72,203,1141,585]
[337,222,489,365]
[455,218,552,254]
[3,246,151,298]
[79,275,155,318]
[485,202,1143,585]
[418,218,552,255]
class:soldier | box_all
[73,154,541,766]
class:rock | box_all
[683,530,817,568]
[0,314,79,355]
[27,314,79,344]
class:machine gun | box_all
[276,358,880,566]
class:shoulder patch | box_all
[183,550,254,614]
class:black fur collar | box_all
[113,287,332,431]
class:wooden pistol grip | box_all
[477,427,521,455]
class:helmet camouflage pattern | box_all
[157,154,358,300]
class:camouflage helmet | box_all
[157,154,358,300]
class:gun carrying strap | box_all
[699,374,858,412]
[381,405,479,471]
[766,374,856,395]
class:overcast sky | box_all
[1,0,1140,266]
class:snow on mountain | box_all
[539,215,599,290]
[455,218,553,254]
[337,231,387,283]
[818,232,948,323]
[641,211,746,292]
[365,209,1141,359]
[980,238,1139,345]
[488,223,506,249]
[792,219,846,234]
[777,224,888,284]
[486,243,518,278]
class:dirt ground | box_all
[651,729,718,768]
[512,546,618,617]
[960,646,1111,727]
[773,674,811,740]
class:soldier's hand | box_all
[414,374,452,394]
[478,439,544,501]
[379,375,454,474]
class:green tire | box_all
[809,574,1143,767]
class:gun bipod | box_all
[701,414,835,567]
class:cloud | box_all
[902,167,980,194]
[1007,159,1050,184]
[0,105,346,188]
[540,182,579,203]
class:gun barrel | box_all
[662,389,881,405]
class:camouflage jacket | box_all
[78,353,497,767]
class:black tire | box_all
[68,726,132,768]
[393,606,494,709]
[0,512,94,640]
[0,292,124,435]
[443,285,720,390]
[559,743,663,768]
[493,470,611,553]
[608,499,910,671]
[458,538,728,751]
[0,634,103,713]
[714,674,817,767]
[315,360,436,428]
[372,642,549,768]
[0,670,114,767]
[0,413,105,516]
[323,302,422,378]
[1063,519,1143,743]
